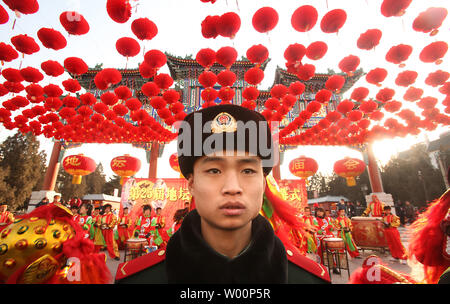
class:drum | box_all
[126,238,147,250]
[323,237,345,250]
[351,216,388,249]
[125,238,147,261]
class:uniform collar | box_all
[165,209,288,284]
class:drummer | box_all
[117,207,132,250]
[0,203,14,229]
[335,208,360,259]
[363,194,385,217]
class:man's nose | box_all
[221,170,243,196]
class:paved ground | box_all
[105,225,415,284]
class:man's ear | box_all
[187,173,194,196]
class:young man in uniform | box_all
[115,104,330,284]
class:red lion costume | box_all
[408,189,450,284]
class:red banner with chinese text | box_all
[120,178,192,230]
[276,179,308,211]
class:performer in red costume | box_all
[0,203,14,231]
[315,208,335,261]
[100,204,120,260]
[363,194,385,217]
[300,206,319,255]
[335,208,360,258]
[117,207,132,250]
[382,206,407,263]
[134,205,156,246]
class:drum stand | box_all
[322,241,351,278]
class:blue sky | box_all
[0,0,448,180]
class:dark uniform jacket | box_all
[116,210,330,284]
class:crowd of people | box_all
[68,198,191,261]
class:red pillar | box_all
[366,143,384,193]
[42,141,62,191]
[148,142,159,178]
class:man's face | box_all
[156,209,161,215]
[105,207,111,213]
[123,208,128,215]
[80,205,87,214]
[0,205,6,212]
[143,209,151,217]
[325,211,330,217]
[385,209,391,215]
[304,208,311,216]
[93,209,99,216]
[188,153,266,231]
[339,210,345,217]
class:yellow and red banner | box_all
[275,179,308,211]
[120,178,192,229]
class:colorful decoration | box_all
[333,157,366,186]
[288,156,318,185]
[110,154,141,184]
[62,154,96,184]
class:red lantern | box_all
[337,100,354,114]
[376,88,395,103]
[252,7,279,33]
[198,71,217,88]
[289,156,318,184]
[315,89,332,104]
[419,41,448,64]
[154,73,174,90]
[106,0,132,23]
[325,75,345,92]
[243,87,260,101]
[144,50,167,69]
[62,79,81,93]
[425,70,450,87]
[2,68,23,82]
[196,48,216,69]
[246,44,269,65]
[350,87,369,102]
[80,92,97,105]
[59,11,90,35]
[296,64,315,81]
[216,46,237,69]
[41,60,65,77]
[11,34,40,55]
[0,4,9,24]
[201,15,220,39]
[334,158,365,186]
[366,68,388,86]
[357,29,382,50]
[270,84,288,99]
[306,41,327,60]
[339,55,360,75]
[116,37,140,58]
[217,12,241,39]
[385,44,413,66]
[217,70,236,87]
[320,9,347,33]
[395,70,418,87]
[131,18,158,41]
[141,82,160,97]
[413,7,447,36]
[359,100,378,114]
[62,154,96,184]
[111,154,141,184]
[289,81,305,96]
[3,0,39,15]
[380,0,412,17]
[383,100,402,113]
[139,61,156,79]
[291,5,318,32]
[94,68,122,90]
[64,57,88,76]
[37,28,67,50]
[0,42,19,62]
[20,67,43,83]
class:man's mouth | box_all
[219,202,246,215]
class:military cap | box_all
[177,104,276,178]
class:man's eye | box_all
[206,168,221,174]
[242,168,256,174]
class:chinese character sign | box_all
[120,178,192,229]
[276,179,308,211]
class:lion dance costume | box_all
[0,203,112,284]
